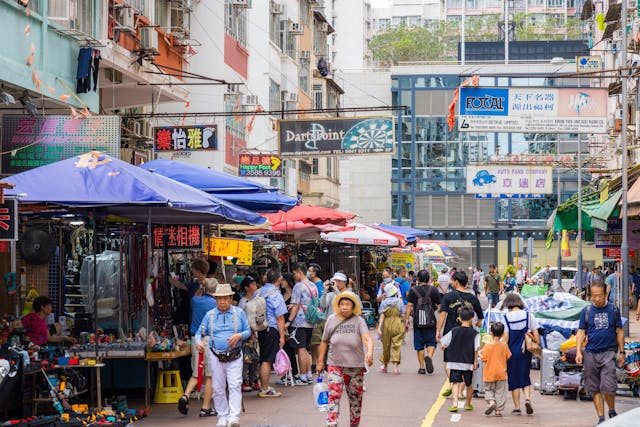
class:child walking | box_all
[440,306,480,412]
[440,305,480,412]
[480,322,511,417]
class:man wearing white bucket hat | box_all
[196,283,251,427]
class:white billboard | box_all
[466,165,553,196]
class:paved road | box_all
[137,298,640,426]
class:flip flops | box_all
[485,403,497,415]
[525,399,534,415]
[199,408,217,417]
[448,406,458,412]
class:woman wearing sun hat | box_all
[377,283,406,374]
[317,292,373,427]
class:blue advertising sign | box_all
[458,88,509,116]
[475,194,546,199]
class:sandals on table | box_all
[199,408,217,417]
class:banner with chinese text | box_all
[204,237,253,266]
[466,165,553,196]
[152,225,203,250]
[0,199,18,241]
[1,116,120,174]
[154,125,217,152]
[458,87,607,133]
[238,154,282,177]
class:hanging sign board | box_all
[1,115,120,174]
[154,125,217,152]
[238,154,282,177]
[0,199,18,241]
[458,87,608,133]
[466,165,553,195]
[390,252,416,270]
[279,117,394,156]
[576,56,603,73]
[204,237,253,266]
[152,225,203,250]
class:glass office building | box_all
[390,67,595,270]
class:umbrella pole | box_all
[146,210,151,344]
[92,210,98,360]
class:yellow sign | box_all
[390,252,415,270]
[204,237,253,266]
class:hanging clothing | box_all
[76,47,93,93]
[92,50,101,91]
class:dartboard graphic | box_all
[341,118,393,151]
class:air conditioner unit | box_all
[289,21,304,35]
[283,92,298,102]
[117,8,135,33]
[271,2,284,14]
[140,27,159,52]
[232,0,251,8]
[613,29,623,41]
[300,50,310,59]
[319,22,329,32]
[241,94,259,106]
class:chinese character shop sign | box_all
[154,125,217,152]
[466,165,553,196]
[152,225,202,250]
[0,199,18,241]
[239,154,282,177]
[204,237,253,266]
[1,115,120,174]
[458,87,607,134]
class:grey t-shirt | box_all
[322,314,368,368]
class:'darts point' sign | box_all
[278,117,394,156]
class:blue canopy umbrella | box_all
[139,159,298,213]
[4,151,267,225]
[372,223,433,243]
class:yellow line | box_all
[420,379,451,427]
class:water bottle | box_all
[313,377,328,412]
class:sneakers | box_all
[215,418,227,427]
[252,382,261,391]
[424,355,434,374]
[228,419,240,427]
[241,383,252,392]
[441,388,452,397]
[417,368,426,375]
[276,376,286,385]
[258,387,282,398]
[293,375,309,385]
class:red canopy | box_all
[263,203,356,226]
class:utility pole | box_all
[504,0,509,64]
[557,169,562,291]
[577,134,583,291]
[621,0,630,336]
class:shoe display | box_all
[258,387,282,398]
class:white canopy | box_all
[320,223,400,246]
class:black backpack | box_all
[412,286,436,328]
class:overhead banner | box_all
[279,117,394,156]
[1,115,120,174]
[238,154,282,177]
[204,237,253,266]
[458,87,608,133]
[154,125,217,152]
[466,165,553,195]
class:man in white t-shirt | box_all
[438,269,451,294]
[515,264,526,292]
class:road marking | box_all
[420,379,450,427]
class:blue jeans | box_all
[488,292,500,308]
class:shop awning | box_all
[553,189,622,232]
[4,151,267,225]
[264,204,356,226]
[372,224,433,243]
[140,159,298,213]
[321,223,402,246]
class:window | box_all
[300,0,310,26]
[299,58,309,93]
[391,16,407,27]
[326,157,332,178]
[547,0,564,7]
[312,84,323,109]
[447,0,462,8]
[269,80,281,112]
[155,0,170,29]
[466,0,480,9]
[313,20,328,55]
[377,18,391,30]
[48,0,94,35]
[528,0,544,5]
[312,158,319,175]
[407,16,421,27]
[269,2,281,46]
[285,21,297,59]
[225,0,248,45]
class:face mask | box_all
[306,271,311,279]
[383,277,392,284]
[233,276,244,284]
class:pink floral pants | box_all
[326,365,365,427]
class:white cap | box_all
[331,272,348,282]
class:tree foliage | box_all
[369,14,584,64]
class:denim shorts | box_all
[413,328,437,351]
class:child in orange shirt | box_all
[480,322,511,417]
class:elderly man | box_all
[576,281,625,426]
[196,283,251,427]
[178,278,218,417]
